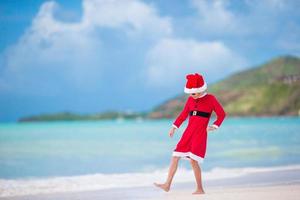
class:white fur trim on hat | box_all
[184,82,207,94]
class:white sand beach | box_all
[2,183,299,200]
[2,166,300,200]
[151,184,300,200]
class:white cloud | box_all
[144,38,247,87]
[0,1,101,95]
[82,0,172,37]
[191,0,240,34]
[0,0,172,95]
[190,0,300,37]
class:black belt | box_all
[189,110,211,118]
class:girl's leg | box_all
[190,159,205,194]
[154,156,180,192]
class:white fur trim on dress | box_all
[184,82,207,94]
[172,124,178,129]
[172,151,204,163]
[212,124,219,129]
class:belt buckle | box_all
[193,111,197,116]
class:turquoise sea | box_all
[0,117,300,196]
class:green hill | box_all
[148,56,300,118]
[18,55,300,122]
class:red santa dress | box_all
[172,74,226,163]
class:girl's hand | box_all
[169,127,176,138]
[207,125,217,132]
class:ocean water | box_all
[0,117,300,196]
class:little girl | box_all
[154,73,226,195]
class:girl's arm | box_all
[172,97,190,129]
[211,95,226,129]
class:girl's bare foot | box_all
[153,182,170,192]
[192,189,205,195]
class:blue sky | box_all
[0,0,300,122]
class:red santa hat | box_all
[184,73,207,93]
